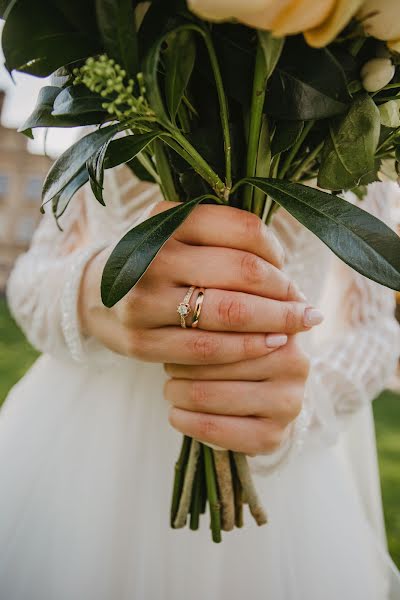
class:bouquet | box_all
[3,0,400,543]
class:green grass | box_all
[0,297,399,566]
[0,297,39,401]
[373,389,400,567]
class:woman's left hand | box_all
[164,336,309,455]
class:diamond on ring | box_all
[177,303,191,317]
[177,286,196,328]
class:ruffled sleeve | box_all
[306,182,400,443]
[6,195,106,361]
[6,167,161,362]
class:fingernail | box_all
[266,334,288,348]
[304,307,324,328]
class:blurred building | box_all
[0,90,52,292]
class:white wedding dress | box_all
[1,167,400,600]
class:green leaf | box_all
[257,31,284,80]
[52,85,108,120]
[42,124,120,205]
[18,86,62,136]
[126,157,156,184]
[244,177,400,291]
[2,0,100,76]
[51,167,89,220]
[101,197,205,307]
[318,95,381,191]
[104,132,162,169]
[271,120,304,157]
[87,141,112,206]
[165,29,196,123]
[265,39,351,121]
[379,100,400,128]
[19,85,106,136]
[95,0,138,77]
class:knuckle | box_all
[190,334,221,362]
[279,389,304,423]
[218,295,250,329]
[243,211,263,240]
[257,423,284,454]
[266,229,285,269]
[240,253,265,285]
[189,381,209,412]
[196,414,219,440]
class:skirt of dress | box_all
[0,354,398,600]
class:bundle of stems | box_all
[170,438,267,542]
[169,33,281,544]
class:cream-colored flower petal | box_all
[304,0,364,48]
[271,0,336,36]
[239,0,291,30]
[388,39,400,53]
[358,0,400,42]
[187,0,275,22]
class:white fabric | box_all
[2,168,400,599]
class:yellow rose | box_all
[188,0,364,47]
[358,0,400,42]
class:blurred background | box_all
[0,23,399,567]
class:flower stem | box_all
[203,445,222,543]
[243,42,269,212]
[170,436,192,527]
[174,439,201,528]
[253,115,271,218]
[162,130,227,199]
[279,120,314,179]
[230,451,244,528]
[292,141,324,182]
[233,453,268,526]
[153,140,179,201]
[189,451,203,531]
[201,29,232,193]
[213,450,235,531]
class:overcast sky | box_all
[0,22,75,157]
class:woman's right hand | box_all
[79,202,322,363]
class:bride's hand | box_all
[164,336,309,454]
[79,202,323,365]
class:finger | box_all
[152,202,285,269]
[169,408,286,455]
[161,287,320,334]
[162,242,305,301]
[126,327,287,365]
[165,379,303,423]
[165,337,310,381]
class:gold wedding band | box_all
[177,286,195,328]
[191,288,205,328]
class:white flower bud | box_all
[361,58,395,92]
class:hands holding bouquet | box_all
[3,0,400,541]
[80,201,313,537]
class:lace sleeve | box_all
[6,194,106,361]
[307,182,400,443]
[6,167,161,362]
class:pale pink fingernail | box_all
[266,334,288,348]
[304,307,324,328]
